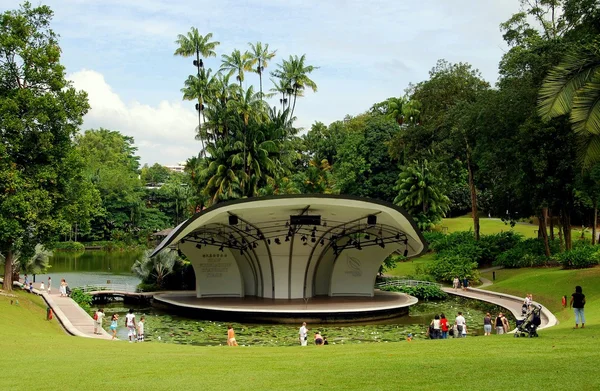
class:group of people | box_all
[427,312,467,339]
[95,308,145,342]
[427,311,512,339]
[21,275,72,297]
[452,277,469,291]
[298,322,328,346]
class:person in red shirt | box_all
[440,313,449,339]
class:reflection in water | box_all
[27,250,142,288]
[97,297,513,346]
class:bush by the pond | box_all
[381,284,448,300]
[132,249,195,291]
[52,241,85,252]
[494,238,560,268]
[426,255,480,284]
[71,288,93,312]
[557,245,600,269]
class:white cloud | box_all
[68,69,200,165]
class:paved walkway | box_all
[2,278,112,340]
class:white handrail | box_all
[74,284,137,293]
[375,279,441,288]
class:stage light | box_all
[311,237,316,243]
[365,234,370,240]
[379,242,385,249]
[253,242,258,249]
[311,231,316,238]
[285,236,290,242]
[267,239,271,245]
[323,221,327,227]
[404,249,409,257]
[210,238,215,244]
[320,239,325,246]
[301,235,307,242]
[285,221,289,227]
[181,239,186,244]
[195,243,202,249]
[219,245,224,252]
[275,238,281,245]
[240,249,244,255]
[395,233,400,240]
[245,225,251,232]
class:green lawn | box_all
[481,266,600,329]
[2,285,600,390]
[439,216,542,238]
[385,252,435,277]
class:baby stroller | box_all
[514,305,542,338]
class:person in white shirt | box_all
[94,309,105,335]
[125,309,136,342]
[455,312,466,338]
[137,316,145,342]
[299,322,308,346]
[452,277,459,291]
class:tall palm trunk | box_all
[3,249,13,292]
[540,208,551,258]
[549,208,555,240]
[465,142,479,240]
[258,69,263,100]
[593,204,598,245]
[290,89,298,120]
[196,49,205,158]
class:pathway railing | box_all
[375,279,441,289]
[74,284,137,293]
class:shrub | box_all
[52,241,85,252]
[428,231,475,253]
[494,238,559,268]
[558,246,600,269]
[136,282,160,292]
[70,288,93,312]
[478,232,523,263]
[381,284,448,300]
[425,254,479,284]
[422,231,445,249]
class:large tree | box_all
[247,42,277,100]
[0,3,90,290]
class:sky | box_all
[1,1,521,166]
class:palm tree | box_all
[181,68,213,151]
[221,49,252,88]
[247,42,277,100]
[131,249,178,288]
[1,244,52,281]
[394,160,450,231]
[272,54,318,119]
[174,28,220,157]
[228,85,267,173]
[387,97,405,125]
[270,77,294,111]
[538,42,600,167]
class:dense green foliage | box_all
[70,288,93,312]
[0,3,90,290]
[132,249,195,291]
[52,241,85,252]
[557,245,600,269]
[380,284,448,300]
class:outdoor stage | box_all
[153,290,417,324]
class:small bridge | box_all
[74,284,153,302]
[375,279,442,289]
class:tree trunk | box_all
[539,208,551,258]
[3,249,13,292]
[259,69,263,100]
[466,146,479,240]
[196,50,205,158]
[557,211,564,251]
[593,204,598,245]
[549,209,555,241]
[561,208,572,250]
[290,90,298,120]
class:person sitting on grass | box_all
[314,332,324,345]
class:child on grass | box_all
[137,316,145,342]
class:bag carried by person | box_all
[93,312,98,321]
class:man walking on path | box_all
[299,322,308,346]
[570,286,586,329]
[125,309,136,342]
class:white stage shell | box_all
[151,195,427,300]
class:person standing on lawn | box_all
[125,309,136,342]
[299,322,308,346]
[440,313,449,339]
[570,286,586,329]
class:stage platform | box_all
[152,290,417,324]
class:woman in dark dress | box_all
[570,286,586,329]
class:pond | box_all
[96,296,515,346]
[30,250,142,289]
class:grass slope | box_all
[2,289,600,390]
[482,266,600,329]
